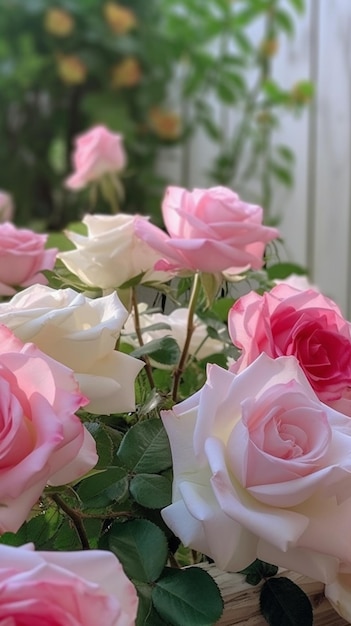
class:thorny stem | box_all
[172,272,202,402]
[51,493,90,550]
[132,288,155,389]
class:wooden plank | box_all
[199,563,349,625]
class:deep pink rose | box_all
[134,185,279,274]
[229,283,351,413]
[0,222,57,296]
[161,354,351,583]
[66,125,127,190]
[0,325,97,533]
[0,543,138,626]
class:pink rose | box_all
[229,283,351,413]
[0,325,97,533]
[134,186,279,273]
[0,543,138,626]
[66,125,127,190]
[0,222,57,296]
[161,354,351,583]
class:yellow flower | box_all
[104,2,137,35]
[111,57,141,88]
[148,108,182,141]
[44,8,75,37]
[57,55,87,85]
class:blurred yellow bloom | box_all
[290,82,313,105]
[57,55,87,85]
[104,2,137,35]
[148,108,182,141]
[44,8,75,37]
[260,38,279,57]
[111,57,141,88]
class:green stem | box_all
[172,272,201,402]
[132,288,155,389]
[51,493,90,550]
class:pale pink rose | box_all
[0,543,138,626]
[229,283,351,413]
[0,191,14,222]
[0,222,57,296]
[161,354,351,583]
[0,325,97,533]
[66,125,126,190]
[134,186,279,274]
[0,285,144,414]
[58,213,170,289]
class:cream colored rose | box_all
[0,284,144,414]
[122,303,224,361]
[58,213,171,289]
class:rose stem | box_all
[51,493,90,550]
[172,271,201,403]
[132,287,155,389]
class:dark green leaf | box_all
[0,507,62,548]
[131,337,180,365]
[152,567,224,626]
[84,422,113,469]
[117,418,172,473]
[103,519,168,583]
[130,473,172,509]
[239,559,278,585]
[260,577,313,625]
[77,467,129,509]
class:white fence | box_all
[158,0,351,317]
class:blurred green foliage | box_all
[0,0,312,229]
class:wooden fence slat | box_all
[198,563,349,625]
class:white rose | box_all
[122,304,224,361]
[58,213,170,289]
[0,284,144,414]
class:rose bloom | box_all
[0,284,144,415]
[111,57,141,88]
[44,7,75,37]
[65,125,126,190]
[134,186,279,274]
[0,190,14,222]
[104,1,137,34]
[57,54,87,85]
[122,303,224,361]
[162,353,351,584]
[0,222,57,296]
[229,283,351,414]
[58,213,170,289]
[0,543,138,626]
[0,325,97,533]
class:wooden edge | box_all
[196,563,349,625]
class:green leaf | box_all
[267,262,308,280]
[200,272,223,308]
[84,422,113,469]
[130,473,172,509]
[131,336,180,365]
[152,567,224,626]
[239,559,278,585]
[0,507,62,548]
[260,577,313,625]
[287,0,305,13]
[117,418,172,473]
[210,297,234,322]
[77,467,129,509]
[275,9,295,36]
[103,519,168,583]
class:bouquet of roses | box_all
[0,125,350,626]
